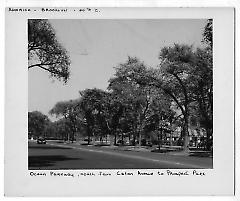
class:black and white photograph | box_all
[28,18,213,170]
[5,6,234,196]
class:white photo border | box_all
[4,6,235,197]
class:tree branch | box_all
[135,77,186,116]
[28,46,48,53]
[172,72,189,105]
[28,64,59,75]
[28,62,63,69]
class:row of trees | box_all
[28,110,78,141]
[28,19,213,152]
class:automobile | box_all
[37,137,46,144]
[83,138,92,142]
[146,141,153,147]
[117,140,124,145]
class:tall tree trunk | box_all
[138,122,146,147]
[109,130,114,145]
[182,113,190,152]
[87,135,90,145]
[132,135,136,146]
[71,131,74,143]
[114,133,117,145]
[138,131,142,147]
[87,126,91,145]
[67,133,70,142]
[158,131,161,151]
[158,115,163,150]
[132,123,137,146]
[170,131,173,146]
[206,127,213,151]
[92,134,96,145]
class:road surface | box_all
[28,141,213,170]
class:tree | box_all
[49,99,80,142]
[78,88,121,145]
[191,47,213,150]
[157,44,196,152]
[105,94,125,145]
[188,19,213,150]
[146,90,175,150]
[28,19,71,83]
[108,57,153,146]
[56,118,73,140]
[44,121,57,139]
[108,57,174,147]
[157,44,213,151]
[28,111,49,138]
[78,89,105,144]
[202,19,213,48]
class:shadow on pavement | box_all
[29,145,72,150]
[28,155,81,169]
[189,151,212,157]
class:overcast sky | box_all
[28,19,207,120]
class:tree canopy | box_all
[49,99,81,141]
[28,111,49,138]
[28,19,71,83]
[202,19,213,48]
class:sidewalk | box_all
[60,141,213,158]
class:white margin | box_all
[2,0,240,201]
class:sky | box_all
[28,19,207,120]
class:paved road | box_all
[28,141,213,170]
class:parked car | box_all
[117,140,124,145]
[37,137,46,144]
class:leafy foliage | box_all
[202,19,213,48]
[49,99,81,141]
[28,19,71,83]
[40,20,213,151]
[28,111,49,138]
[108,57,174,146]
